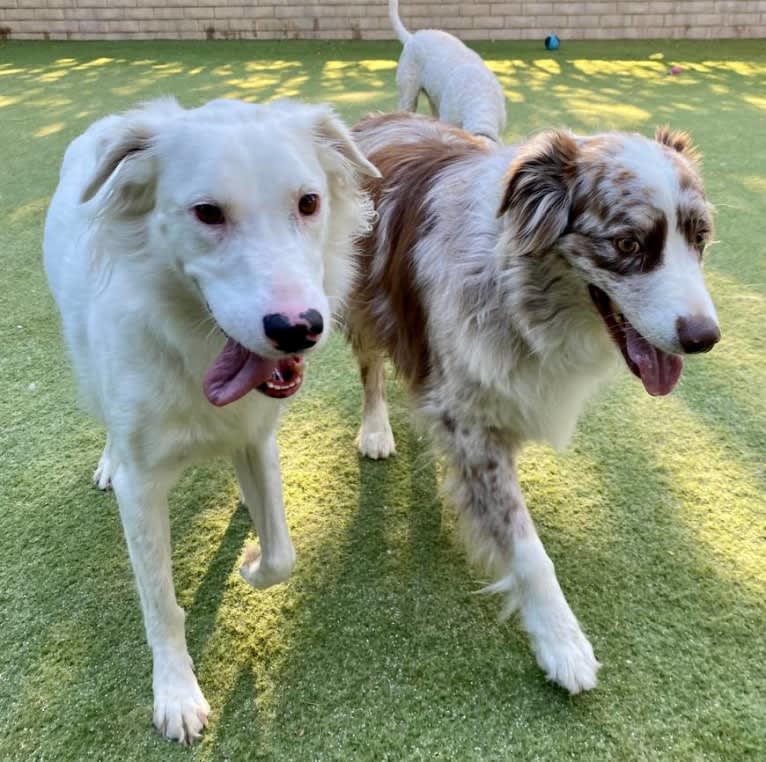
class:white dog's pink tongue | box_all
[204,338,277,407]
[624,323,683,396]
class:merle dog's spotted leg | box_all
[438,416,600,694]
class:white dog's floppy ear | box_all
[80,122,155,205]
[310,105,381,180]
[655,125,701,165]
[497,129,577,254]
[80,99,182,211]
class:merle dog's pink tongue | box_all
[624,323,683,396]
[204,338,277,407]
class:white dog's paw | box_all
[356,424,396,460]
[240,542,295,589]
[92,448,115,490]
[528,616,600,694]
[152,660,210,744]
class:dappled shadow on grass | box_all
[0,438,155,756]
[229,423,541,757]
[2,39,765,759]
[0,41,401,139]
[243,369,765,757]
[182,499,252,658]
[676,361,766,493]
[2,39,765,149]
[567,393,764,754]
[6,333,760,753]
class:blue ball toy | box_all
[545,34,560,51]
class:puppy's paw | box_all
[240,543,295,589]
[530,619,600,694]
[92,447,115,491]
[356,425,396,460]
[152,659,210,744]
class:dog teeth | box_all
[272,369,284,383]
[265,378,299,391]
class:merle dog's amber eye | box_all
[615,237,641,255]
[298,193,319,216]
[193,203,226,225]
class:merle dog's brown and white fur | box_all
[346,112,720,693]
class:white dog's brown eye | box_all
[298,193,319,216]
[193,203,226,225]
[695,231,707,248]
[615,237,641,256]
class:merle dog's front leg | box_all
[235,433,296,588]
[439,417,600,694]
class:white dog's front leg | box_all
[112,463,210,744]
[234,434,296,588]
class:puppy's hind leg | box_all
[93,433,116,490]
[355,350,396,459]
[439,418,600,694]
[396,50,421,112]
[398,80,420,113]
[235,434,296,588]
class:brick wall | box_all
[1,1,765,41]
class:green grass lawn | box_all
[1,38,765,760]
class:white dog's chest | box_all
[136,393,283,469]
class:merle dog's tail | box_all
[388,0,411,43]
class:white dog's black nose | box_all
[676,315,721,354]
[263,310,324,353]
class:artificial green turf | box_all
[1,38,765,760]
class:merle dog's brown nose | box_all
[264,309,323,353]
[676,315,720,354]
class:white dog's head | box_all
[499,126,720,396]
[81,97,379,406]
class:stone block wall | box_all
[1,1,764,41]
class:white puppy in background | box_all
[388,0,507,143]
[43,97,378,743]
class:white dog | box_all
[347,113,720,693]
[389,0,507,142]
[43,97,378,743]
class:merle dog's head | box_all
[498,126,719,395]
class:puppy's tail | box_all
[388,0,411,43]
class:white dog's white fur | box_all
[389,0,507,142]
[44,97,378,743]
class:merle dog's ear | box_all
[655,125,701,165]
[80,98,181,211]
[497,129,578,254]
